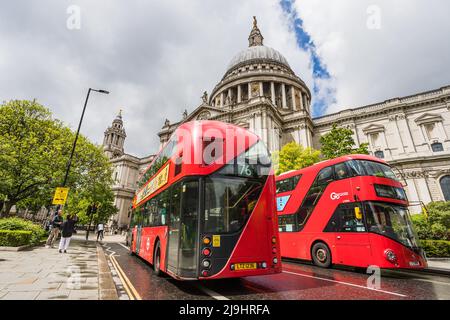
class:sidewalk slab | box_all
[0,237,119,300]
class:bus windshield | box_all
[353,160,397,180]
[203,140,270,233]
[364,202,419,249]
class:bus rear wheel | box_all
[153,242,163,277]
[311,242,331,268]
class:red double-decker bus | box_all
[276,154,427,270]
[128,120,281,280]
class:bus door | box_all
[178,180,199,278]
[167,180,199,277]
[330,202,372,267]
[167,183,182,275]
[135,224,143,255]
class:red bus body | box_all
[276,154,427,270]
[129,120,281,280]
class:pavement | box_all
[0,232,120,300]
[427,258,450,273]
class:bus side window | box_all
[316,167,334,185]
[334,162,352,180]
[296,166,335,230]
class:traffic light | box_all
[92,204,98,214]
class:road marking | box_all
[109,256,135,300]
[110,255,143,300]
[117,242,130,251]
[103,243,142,300]
[196,285,230,300]
[282,270,407,297]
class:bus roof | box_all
[276,154,388,180]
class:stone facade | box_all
[103,112,154,229]
[157,18,450,213]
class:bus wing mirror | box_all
[354,207,362,220]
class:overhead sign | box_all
[135,163,170,206]
[52,187,69,205]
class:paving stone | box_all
[1,291,40,300]
[36,290,70,300]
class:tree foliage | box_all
[320,124,369,159]
[411,201,450,241]
[0,100,117,222]
[273,142,321,175]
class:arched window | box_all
[440,176,450,201]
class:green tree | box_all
[320,124,369,159]
[0,99,116,221]
[273,142,321,175]
[411,201,450,240]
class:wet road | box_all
[104,242,450,300]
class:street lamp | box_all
[62,88,109,187]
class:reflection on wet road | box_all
[105,243,450,300]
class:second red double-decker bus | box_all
[128,120,281,280]
[276,154,427,270]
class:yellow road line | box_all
[111,255,143,300]
[109,255,135,300]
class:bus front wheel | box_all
[311,242,331,268]
[153,242,163,277]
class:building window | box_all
[431,142,444,152]
[374,150,385,159]
[440,176,450,201]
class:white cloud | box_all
[1,0,448,158]
[0,0,311,157]
[294,0,450,114]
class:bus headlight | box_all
[261,262,267,269]
[202,259,211,268]
[384,249,397,263]
[273,257,278,264]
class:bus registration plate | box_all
[234,263,257,270]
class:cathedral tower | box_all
[103,110,126,159]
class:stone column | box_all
[281,83,287,109]
[291,86,297,111]
[237,85,242,103]
[220,92,224,108]
[270,82,275,105]
[259,82,264,97]
[248,83,252,100]
[298,90,304,110]
[228,88,232,105]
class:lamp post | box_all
[62,88,109,187]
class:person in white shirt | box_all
[96,223,104,241]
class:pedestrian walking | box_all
[58,213,78,253]
[96,222,104,241]
[45,209,63,248]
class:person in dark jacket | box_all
[45,210,63,248]
[58,213,78,253]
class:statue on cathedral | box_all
[253,16,257,28]
[183,109,188,119]
[164,118,170,127]
[202,91,208,103]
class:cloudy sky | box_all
[1,0,449,157]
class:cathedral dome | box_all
[227,45,290,72]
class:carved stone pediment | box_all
[414,113,443,125]
[183,105,226,123]
[362,123,385,134]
